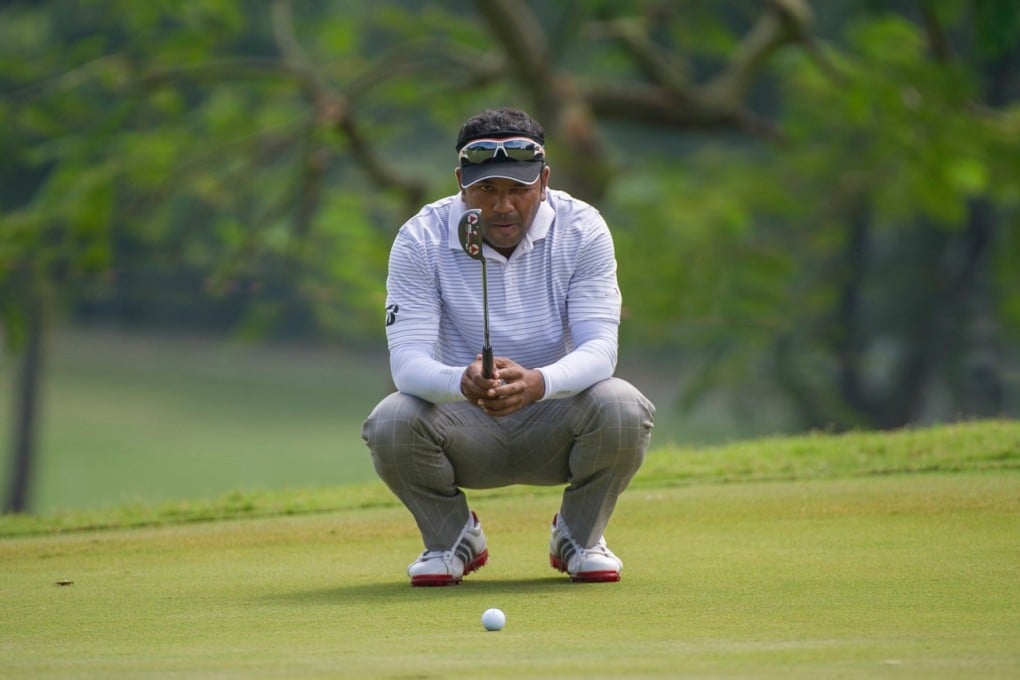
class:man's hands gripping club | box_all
[461,355,546,417]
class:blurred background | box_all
[2,0,1018,515]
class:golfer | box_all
[362,107,655,586]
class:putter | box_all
[457,208,494,378]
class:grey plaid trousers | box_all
[362,377,655,550]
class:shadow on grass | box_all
[264,577,576,607]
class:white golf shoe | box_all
[549,513,622,583]
[407,511,488,586]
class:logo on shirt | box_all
[385,304,399,326]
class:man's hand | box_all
[460,355,546,417]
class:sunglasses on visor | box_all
[458,137,545,164]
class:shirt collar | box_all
[447,195,555,257]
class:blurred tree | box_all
[612,2,1019,429]
[1,0,1017,510]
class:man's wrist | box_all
[530,368,548,402]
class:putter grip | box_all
[482,345,494,379]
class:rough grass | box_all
[0,330,392,513]
[2,418,1016,538]
[0,328,787,516]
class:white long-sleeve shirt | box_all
[384,189,622,404]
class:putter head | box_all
[458,209,484,261]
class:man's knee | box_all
[362,392,427,465]
[574,378,655,473]
[585,378,656,436]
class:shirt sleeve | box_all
[537,318,618,399]
[385,225,468,404]
[390,344,467,403]
[536,214,621,399]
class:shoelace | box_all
[580,542,613,557]
[556,535,613,565]
[417,549,451,561]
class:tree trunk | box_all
[5,296,43,514]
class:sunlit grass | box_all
[1,471,1016,678]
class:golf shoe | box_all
[549,513,622,582]
[407,511,488,586]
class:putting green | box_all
[2,471,1017,678]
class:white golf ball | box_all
[481,607,506,631]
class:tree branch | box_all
[471,0,559,117]
[701,0,813,111]
[581,80,783,141]
[582,16,692,92]
[269,0,425,212]
[579,1,815,140]
[472,0,614,200]
[919,2,953,62]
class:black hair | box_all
[455,108,545,150]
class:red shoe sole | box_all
[410,574,460,586]
[549,554,620,583]
[410,549,489,587]
[570,570,621,583]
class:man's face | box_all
[457,166,550,256]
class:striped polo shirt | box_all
[385,188,622,403]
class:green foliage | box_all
[972,0,1020,58]
[1,0,502,351]
[1,1,1017,431]
[611,5,1019,427]
[783,16,1004,228]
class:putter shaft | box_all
[481,259,493,378]
[457,209,494,379]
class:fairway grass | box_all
[0,330,392,513]
[2,471,1017,678]
[0,328,779,515]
